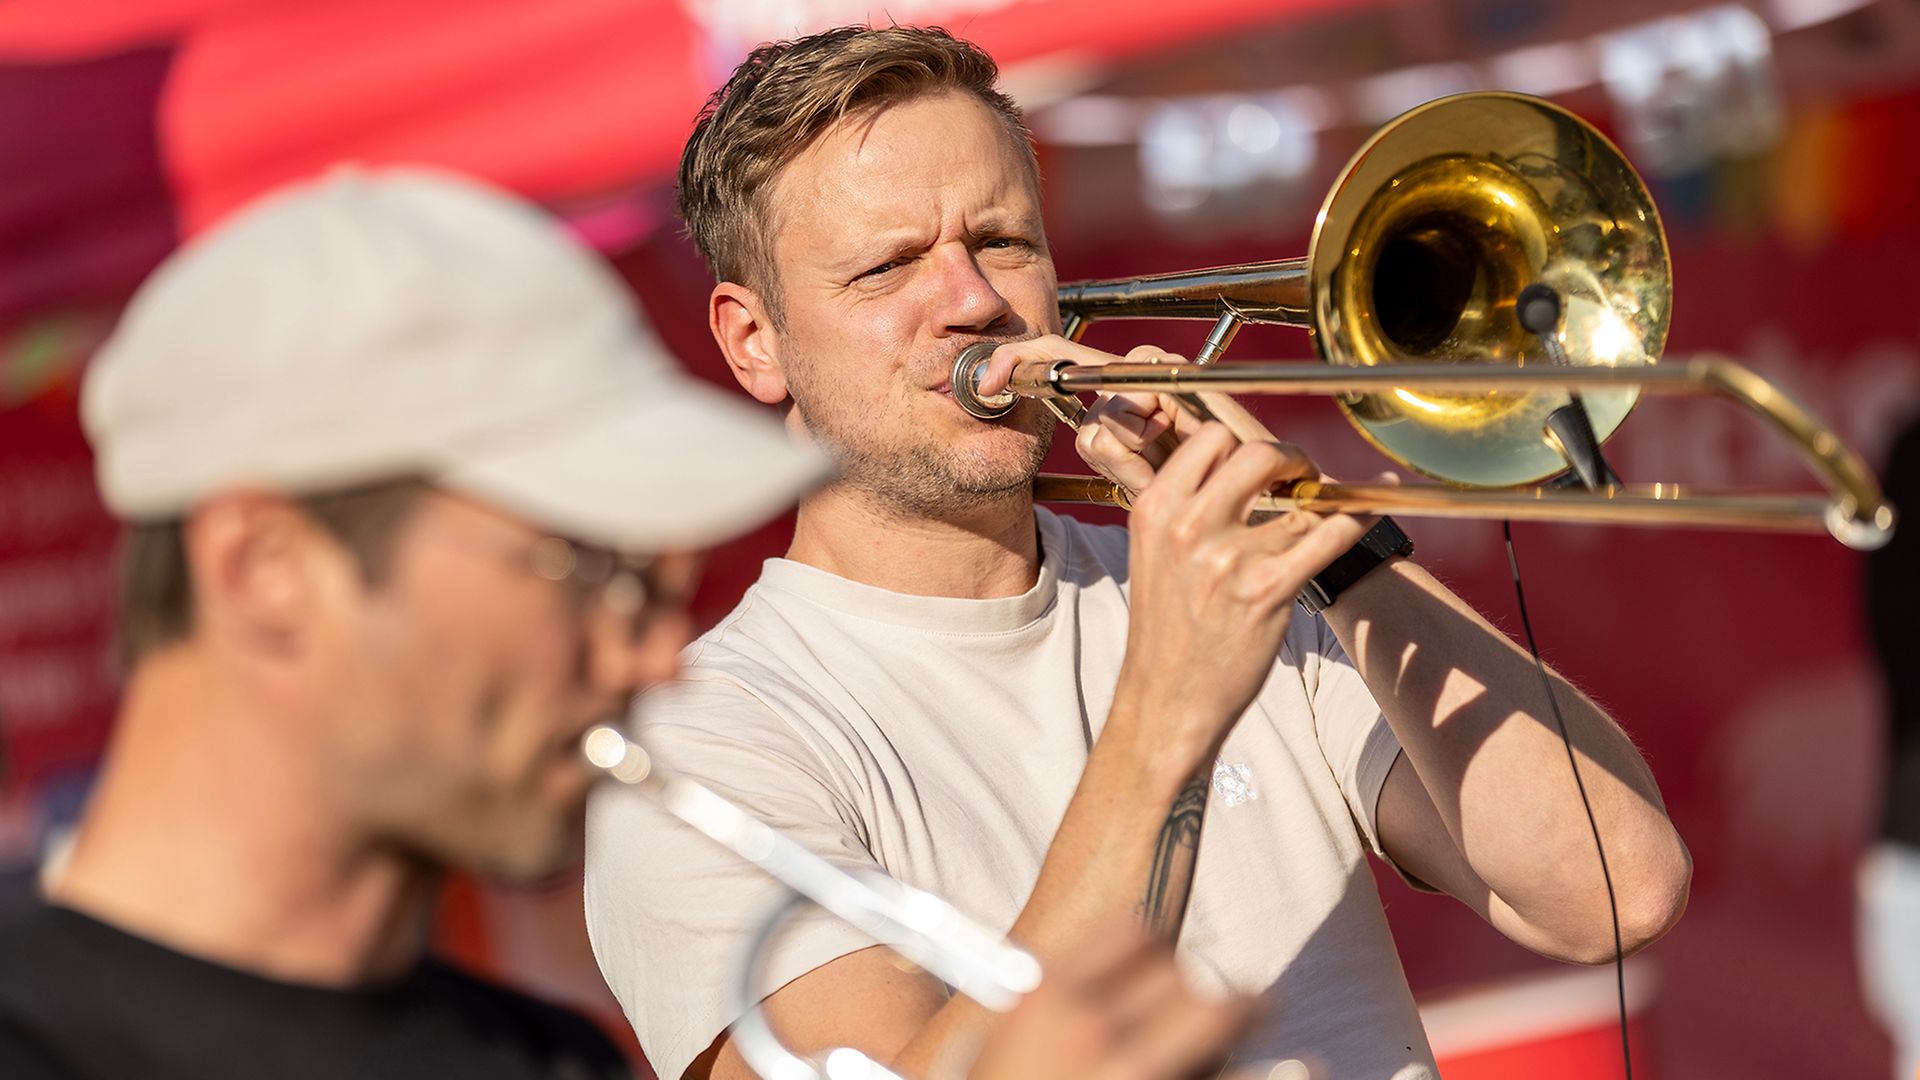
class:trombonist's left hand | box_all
[978,336,1317,497]
[976,336,1214,493]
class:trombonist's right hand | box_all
[1112,422,1369,763]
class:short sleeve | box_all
[1298,613,1404,862]
[584,676,884,1080]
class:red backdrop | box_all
[3,7,1916,1077]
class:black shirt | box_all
[1869,414,1920,848]
[0,902,632,1080]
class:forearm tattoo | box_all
[1139,775,1210,935]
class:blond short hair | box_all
[676,26,1035,321]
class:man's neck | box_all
[47,652,437,988]
[786,484,1041,599]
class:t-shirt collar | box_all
[753,508,1071,633]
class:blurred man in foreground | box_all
[0,169,1244,1080]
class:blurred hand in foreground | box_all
[967,921,1253,1080]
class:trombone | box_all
[953,91,1895,550]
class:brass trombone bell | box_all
[951,91,1893,550]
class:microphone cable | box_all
[1502,520,1632,1079]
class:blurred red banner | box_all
[0,0,1381,235]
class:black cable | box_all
[1502,520,1632,1079]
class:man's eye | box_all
[860,259,904,278]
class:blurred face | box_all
[760,91,1058,517]
[321,490,697,882]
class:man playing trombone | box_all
[585,24,1692,1080]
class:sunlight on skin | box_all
[1352,620,1490,728]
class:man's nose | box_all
[590,609,690,696]
[931,245,1012,334]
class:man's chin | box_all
[948,433,1052,489]
[489,860,580,890]
[470,828,582,887]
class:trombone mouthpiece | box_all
[951,342,1017,419]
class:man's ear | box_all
[182,493,338,659]
[710,282,789,405]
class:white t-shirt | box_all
[585,508,1437,1080]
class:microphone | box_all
[1517,284,1622,492]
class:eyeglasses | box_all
[423,522,657,620]
[520,536,654,622]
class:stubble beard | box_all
[787,367,1056,521]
